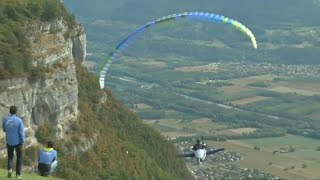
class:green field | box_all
[239,135,320,166]
[145,118,228,137]
[239,135,320,150]
[231,135,320,179]
[221,75,320,120]
[205,136,320,180]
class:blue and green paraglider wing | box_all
[99,12,257,89]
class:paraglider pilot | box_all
[192,139,206,151]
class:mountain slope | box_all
[0,1,193,179]
[53,64,193,179]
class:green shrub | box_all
[35,122,55,144]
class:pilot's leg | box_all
[200,150,206,162]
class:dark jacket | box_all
[192,143,206,151]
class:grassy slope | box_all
[0,169,63,180]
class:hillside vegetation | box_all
[0,0,75,79]
[0,1,193,179]
[49,64,192,179]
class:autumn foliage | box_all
[50,64,193,179]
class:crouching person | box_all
[38,141,58,176]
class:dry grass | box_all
[53,57,72,69]
[31,34,66,60]
[35,34,63,44]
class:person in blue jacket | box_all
[2,106,26,179]
[38,141,58,177]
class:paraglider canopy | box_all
[99,12,258,89]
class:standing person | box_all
[38,141,58,177]
[2,106,26,178]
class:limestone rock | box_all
[0,17,86,153]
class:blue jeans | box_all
[50,160,58,173]
[7,144,23,175]
[38,160,58,176]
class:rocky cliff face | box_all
[0,17,86,155]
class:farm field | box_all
[175,63,219,72]
[225,74,320,96]
[231,96,270,105]
[216,74,320,119]
[238,135,320,166]
[205,135,320,180]
[278,81,320,93]
[207,139,320,180]
[143,118,228,137]
[219,86,252,95]
[308,111,320,121]
[134,59,167,68]
[216,128,257,136]
[135,103,153,109]
[268,86,319,96]
[229,74,276,85]
[133,69,320,179]
[144,115,320,179]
